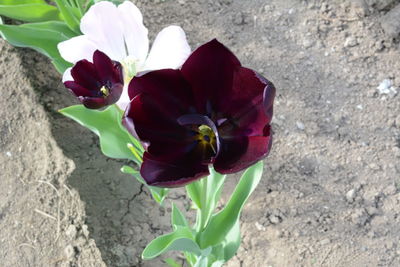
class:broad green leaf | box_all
[222,219,241,261]
[171,203,188,229]
[0,22,72,73]
[201,169,226,229]
[20,20,76,39]
[193,256,208,267]
[142,227,201,260]
[59,105,141,163]
[0,0,45,4]
[54,0,81,34]
[198,161,263,248]
[0,4,61,22]
[165,258,182,267]
[121,165,169,205]
[186,180,202,209]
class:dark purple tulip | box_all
[64,50,123,109]
[123,39,275,187]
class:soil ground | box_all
[1,0,400,266]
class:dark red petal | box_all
[218,68,275,137]
[71,59,100,91]
[123,93,190,146]
[181,39,241,113]
[128,69,195,117]
[64,81,93,97]
[92,50,123,84]
[140,152,209,188]
[105,83,123,105]
[213,134,272,174]
[79,96,107,109]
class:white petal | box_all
[143,25,191,71]
[116,84,130,111]
[62,67,73,83]
[80,1,126,61]
[57,35,97,63]
[117,1,149,65]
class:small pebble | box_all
[269,214,282,224]
[66,225,77,239]
[296,121,305,130]
[6,151,11,157]
[320,238,330,245]
[346,189,356,203]
[344,36,358,47]
[255,221,266,231]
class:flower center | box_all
[197,125,217,154]
[121,56,138,83]
[100,85,110,97]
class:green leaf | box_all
[121,165,169,205]
[59,105,142,164]
[0,3,61,22]
[222,219,241,261]
[150,187,168,205]
[142,227,201,260]
[186,180,202,209]
[198,161,263,248]
[0,21,73,73]
[0,0,45,4]
[165,258,182,267]
[171,203,188,229]
[200,169,226,229]
[193,256,208,267]
[20,20,76,39]
[54,0,81,34]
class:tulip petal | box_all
[141,152,209,188]
[80,1,126,61]
[214,134,272,174]
[58,35,97,63]
[124,93,210,186]
[116,85,131,111]
[181,39,241,113]
[128,69,195,117]
[64,81,92,97]
[79,96,108,109]
[218,68,276,137]
[117,1,149,66]
[143,26,191,71]
[123,93,190,145]
[62,67,73,83]
[92,50,123,85]
[70,59,99,91]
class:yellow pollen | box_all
[197,125,217,153]
[100,86,110,97]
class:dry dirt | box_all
[1,0,400,266]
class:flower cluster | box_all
[60,1,191,110]
[60,2,275,188]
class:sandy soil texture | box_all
[1,0,400,266]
